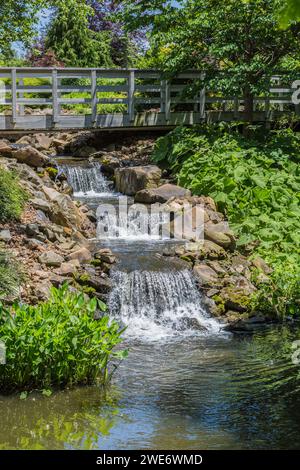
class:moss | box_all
[46,167,58,180]
[90,259,102,267]
[73,272,91,284]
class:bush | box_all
[0,284,126,394]
[0,167,27,222]
[152,125,300,317]
[0,251,22,301]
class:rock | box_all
[56,260,80,276]
[39,251,64,267]
[252,256,273,274]
[25,238,46,249]
[31,198,51,213]
[84,275,112,294]
[42,228,56,242]
[34,134,52,151]
[98,155,120,175]
[67,247,92,264]
[25,223,40,238]
[35,282,52,300]
[10,163,44,187]
[73,146,97,157]
[0,140,13,157]
[0,229,11,242]
[193,263,219,286]
[12,146,50,168]
[204,223,236,250]
[135,183,191,204]
[218,287,251,312]
[42,186,88,229]
[177,240,227,260]
[94,248,116,264]
[115,165,162,195]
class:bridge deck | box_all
[0,67,296,131]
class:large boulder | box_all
[34,134,53,151]
[204,222,236,250]
[42,186,87,229]
[176,240,227,260]
[67,247,92,264]
[115,165,161,195]
[0,140,13,157]
[193,264,219,286]
[39,251,64,267]
[135,183,191,204]
[12,146,50,168]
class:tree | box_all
[0,0,45,59]
[45,0,113,67]
[122,0,300,123]
[87,1,145,67]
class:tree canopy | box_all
[122,0,300,121]
[0,0,45,58]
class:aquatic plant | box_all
[0,284,127,393]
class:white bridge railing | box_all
[0,67,297,131]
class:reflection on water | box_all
[1,325,300,450]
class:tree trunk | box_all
[243,87,254,137]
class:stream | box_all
[1,161,300,450]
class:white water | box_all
[97,206,170,241]
[59,163,113,197]
[109,269,222,340]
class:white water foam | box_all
[109,269,222,341]
[59,163,114,197]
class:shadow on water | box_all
[1,325,300,449]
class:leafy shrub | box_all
[0,284,126,393]
[0,167,27,222]
[152,125,300,317]
[0,251,22,300]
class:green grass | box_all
[0,251,22,301]
[0,167,27,222]
[0,284,127,394]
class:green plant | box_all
[0,251,22,300]
[0,284,127,394]
[0,167,27,222]
[152,125,300,317]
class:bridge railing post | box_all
[52,69,59,125]
[91,69,97,124]
[165,80,170,122]
[11,68,17,124]
[128,70,135,122]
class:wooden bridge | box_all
[0,67,296,131]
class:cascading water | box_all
[97,205,170,240]
[109,269,221,340]
[59,162,113,197]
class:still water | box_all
[1,325,300,450]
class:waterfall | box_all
[97,205,170,240]
[59,163,113,196]
[109,269,221,340]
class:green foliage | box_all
[0,251,22,300]
[45,0,113,67]
[123,0,300,121]
[0,0,45,58]
[0,284,126,393]
[153,125,300,317]
[0,167,27,222]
